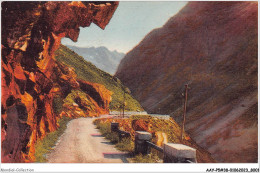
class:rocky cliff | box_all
[115,2,258,163]
[1,1,118,163]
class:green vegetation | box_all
[116,137,134,153]
[55,45,143,111]
[63,90,97,113]
[93,119,161,163]
[132,152,161,163]
[34,117,72,162]
[94,120,119,143]
[93,120,134,152]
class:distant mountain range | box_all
[66,45,125,75]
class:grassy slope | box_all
[55,45,143,111]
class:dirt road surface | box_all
[47,117,130,163]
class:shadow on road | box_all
[101,141,114,145]
[103,153,132,163]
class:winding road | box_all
[47,117,130,163]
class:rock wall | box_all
[1,1,118,163]
[115,2,257,162]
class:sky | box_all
[61,1,187,53]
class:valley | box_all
[1,1,258,165]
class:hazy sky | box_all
[62,1,187,53]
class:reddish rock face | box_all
[115,2,257,163]
[1,1,118,163]
[77,79,112,114]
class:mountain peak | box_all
[67,45,125,75]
